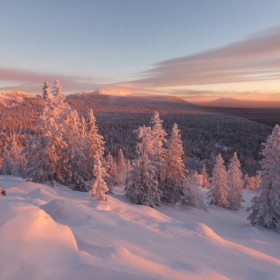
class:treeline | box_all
[0,89,272,176]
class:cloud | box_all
[0,68,98,93]
[134,26,280,88]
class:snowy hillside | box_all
[0,176,279,280]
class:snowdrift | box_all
[0,176,279,280]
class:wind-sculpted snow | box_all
[0,176,280,280]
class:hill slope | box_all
[0,176,280,280]
[194,97,280,108]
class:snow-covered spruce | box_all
[201,164,209,189]
[125,126,161,208]
[1,147,13,175]
[207,154,229,208]
[91,152,109,201]
[85,109,105,179]
[247,125,280,228]
[184,171,208,211]
[150,111,167,184]
[161,123,185,204]
[115,149,126,185]
[227,152,244,210]
[10,135,26,176]
[42,81,52,101]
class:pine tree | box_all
[207,154,229,208]
[59,110,89,189]
[227,152,244,210]
[52,78,62,97]
[150,111,167,182]
[125,126,161,208]
[161,123,186,204]
[184,171,208,211]
[247,125,280,228]
[1,147,13,175]
[116,149,126,185]
[201,165,209,189]
[10,135,25,176]
[91,152,109,201]
[42,81,52,101]
[22,134,57,182]
[85,109,105,179]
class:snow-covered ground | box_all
[0,176,279,280]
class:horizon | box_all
[1,1,280,102]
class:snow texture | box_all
[0,176,280,280]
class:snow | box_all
[0,176,280,280]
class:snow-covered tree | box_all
[201,165,209,189]
[10,135,25,176]
[207,154,229,208]
[103,154,117,193]
[42,81,52,101]
[85,109,105,179]
[116,149,126,185]
[59,110,89,188]
[125,126,161,208]
[184,171,208,211]
[1,147,13,175]
[22,134,57,182]
[52,78,62,97]
[150,111,167,182]
[244,172,261,190]
[161,123,186,204]
[227,152,244,210]
[247,125,280,228]
[91,152,109,201]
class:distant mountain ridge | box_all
[194,97,280,108]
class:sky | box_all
[1,0,280,101]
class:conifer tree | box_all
[150,111,167,182]
[91,152,109,201]
[1,147,13,175]
[10,135,25,176]
[59,110,89,188]
[125,126,161,208]
[161,123,185,204]
[184,171,208,211]
[207,154,229,208]
[116,149,126,185]
[42,81,52,101]
[201,165,209,189]
[52,78,62,97]
[247,125,280,228]
[85,109,105,178]
[227,152,244,210]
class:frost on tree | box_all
[227,152,244,210]
[103,153,117,193]
[10,135,26,176]
[85,109,105,179]
[207,154,229,208]
[22,134,57,182]
[52,78,62,97]
[201,165,209,189]
[161,123,185,204]
[91,152,109,201]
[184,171,208,211]
[1,147,13,175]
[150,111,167,183]
[116,149,126,185]
[42,81,52,101]
[59,110,89,189]
[247,125,280,229]
[125,126,161,208]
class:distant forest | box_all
[0,91,272,176]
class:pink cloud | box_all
[0,68,99,94]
